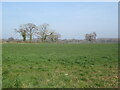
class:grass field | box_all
[0,44,2,89]
[2,43,118,88]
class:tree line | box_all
[4,26,119,44]
[15,23,60,42]
[5,23,99,43]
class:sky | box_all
[0,2,2,39]
[2,2,118,39]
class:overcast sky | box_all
[2,2,118,39]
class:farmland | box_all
[0,44,2,89]
[2,43,118,88]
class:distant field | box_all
[2,43,118,88]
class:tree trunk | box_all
[41,38,44,42]
[30,34,32,41]
[22,34,26,41]
[30,29,32,41]
[23,36,26,41]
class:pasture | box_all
[2,43,118,88]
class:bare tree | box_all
[48,31,61,42]
[85,32,97,42]
[37,24,50,42]
[8,37,14,41]
[15,25,27,41]
[15,23,37,41]
[24,23,37,41]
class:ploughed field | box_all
[2,43,118,88]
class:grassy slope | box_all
[0,44,2,89]
[2,43,118,88]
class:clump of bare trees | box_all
[85,32,97,42]
[15,23,37,42]
[37,24,50,42]
[47,32,61,42]
[15,23,60,42]
[8,37,14,41]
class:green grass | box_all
[2,43,118,88]
[0,44,2,89]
